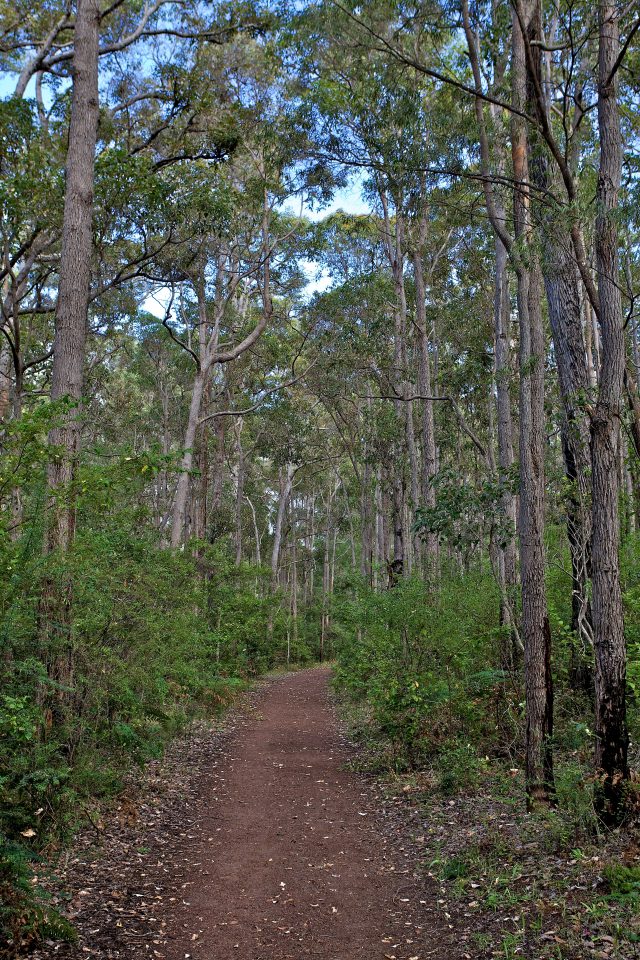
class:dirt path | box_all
[165,667,447,960]
[33,668,453,960]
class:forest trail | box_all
[164,667,445,960]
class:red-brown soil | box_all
[31,668,454,959]
[164,667,450,960]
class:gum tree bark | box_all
[234,419,245,566]
[493,231,518,652]
[591,0,629,820]
[271,463,295,585]
[518,0,594,671]
[412,215,438,569]
[360,390,374,584]
[542,229,593,663]
[511,0,555,805]
[46,0,100,554]
[461,0,517,652]
[462,0,554,803]
[170,203,272,548]
[0,339,11,422]
[380,190,407,579]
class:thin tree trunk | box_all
[493,233,519,658]
[591,0,629,820]
[361,390,374,583]
[234,420,245,566]
[271,463,295,584]
[171,370,205,549]
[0,339,11,422]
[320,481,337,660]
[405,385,419,576]
[245,494,261,568]
[374,467,384,591]
[381,192,407,579]
[193,387,210,550]
[622,432,635,534]
[361,458,373,582]
[308,491,316,600]
[158,378,171,531]
[512,0,554,806]
[413,231,438,569]
[210,416,226,516]
[290,507,298,656]
[543,230,593,661]
[585,299,598,388]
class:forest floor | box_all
[27,668,640,960]
[30,668,457,959]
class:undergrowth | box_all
[331,560,640,958]
[0,440,307,955]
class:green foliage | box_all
[603,864,640,906]
[553,763,599,839]
[0,837,77,956]
[0,410,283,950]
[437,741,486,796]
[413,468,515,556]
[621,537,640,712]
[333,570,502,769]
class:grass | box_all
[334,690,640,960]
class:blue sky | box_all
[1,69,371,312]
[293,177,371,298]
[303,182,370,221]
[142,182,370,315]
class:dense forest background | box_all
[1,0,640,953]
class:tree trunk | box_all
[591,0,629,820]
[171,369,206,549]
[40,0,100,715]
[585,299,598,388]
[290,506,298,657]
[46,0,100,553]
[158,378,171,532]
[493,233,519,658]
[542,229,593,669]
[245,494,262,569]
[210,416,226,516]
[405,385,419,575]
[308,491,316,600]
[381,192,407,578]
[361,439,373,583]
[522,5,594,673]
[192,397,209,550]
[320,518,330,662]
[413,237,439,569]
[271,463,295,584]
[0,339,11,423]
[234,420,245,566]
[512,0,554,806]
[374,465,384,591]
